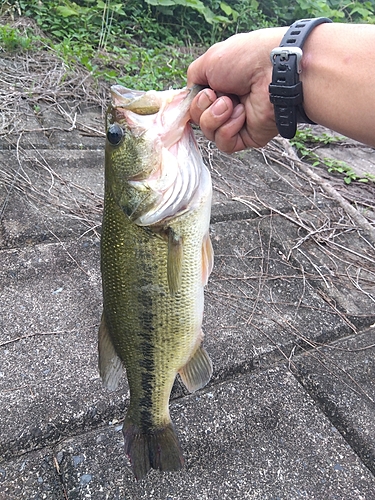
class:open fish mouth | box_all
[107,85,208,226]
[109,84,203,148]
[111,85,204,149]
[110,84,203,115]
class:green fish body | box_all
[99,85,213,480]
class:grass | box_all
[0,8,195,92]
[0,0,273,91]
[0,24,33,51]
[49,35,194,91]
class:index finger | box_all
[187,54,209,89]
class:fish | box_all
[98,84,214,480]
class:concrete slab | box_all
[53,366,375,499]
[294,327,375,475]
[36,103,104,150]
[205,144,330,223]
[262,212,375,321]
[204,218,353,381]
[0,148,104,246]
[0,240,126,460]
[1,102,51,150]
[0,448,63,500]
[1,92,375,498]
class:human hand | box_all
[187,27,286,152]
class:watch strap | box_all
[269,17,332,139]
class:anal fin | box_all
[98,312,123,391]
[178,344,213,393]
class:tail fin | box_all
[123,419,184,480]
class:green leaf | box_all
[350,6,371,17]
[56,6,79,17]
[220,1,238,19]
[220,2,232,15]
[104,69,118,78]
[144,0,176,5]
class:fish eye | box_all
[107,123,124,145]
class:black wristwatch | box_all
[269,17,332,139]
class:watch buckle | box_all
[270,47,303,73]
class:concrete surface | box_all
[1,99,375,499]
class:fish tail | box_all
[123,418,184,480]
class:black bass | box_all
[99,84,214,480]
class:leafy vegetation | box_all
[0,0,271,89]
[290,128,375,185]
[0,23,36,51]
[260,0,375,23]
[1,0,374,90]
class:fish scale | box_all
[99,85,213,480]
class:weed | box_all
[323,158,375,185]
[291,128,375,185]
[0,24,32,51]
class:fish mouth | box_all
[109,84,205,150]
[110,85,204,116]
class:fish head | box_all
[105,85,206,225]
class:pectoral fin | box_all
[202,232,214,286]
[167,228,183,295]
[98,313,123,391]
[178,344,213,393]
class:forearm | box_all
[301,23,375,146]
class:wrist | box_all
[268,18,332,139]
[298,22,337,124]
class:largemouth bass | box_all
[99,84,214,480]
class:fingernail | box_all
[197,90,215,111]
[231,104,245,119]
[211,98,228,117]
